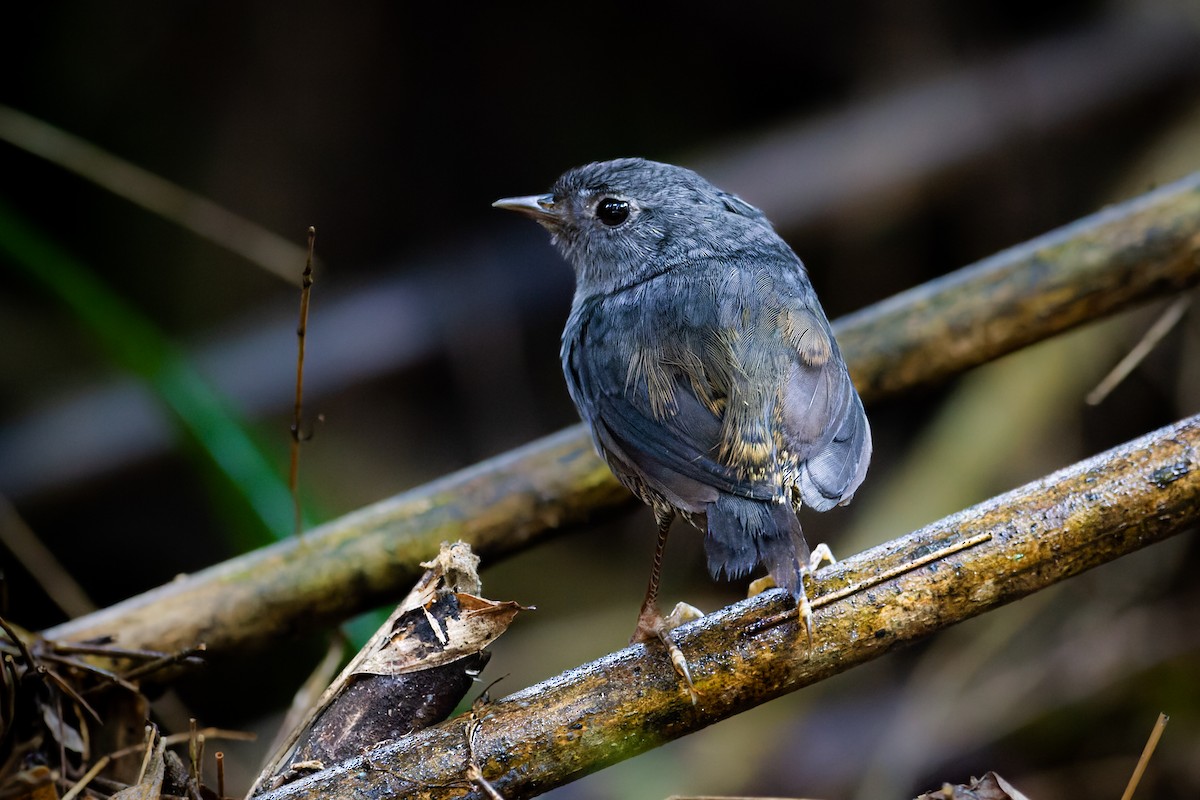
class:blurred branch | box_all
[836,171,1200,403]
[0,494,96,618]
[42,172,1200,656]
[45,426,622,651]
[0,103,309,284]
[256,413,1200,800]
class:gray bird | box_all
[495,158,870,690]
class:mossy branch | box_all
[257,413,1200,800]
[44,172,1200,658]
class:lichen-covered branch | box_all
[44,172,1200,657]
[44,425,623,654]
[258,413,1200,800]
[836,172,1200,403]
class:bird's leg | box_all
[631,507,699,703]
[638,508,671,618]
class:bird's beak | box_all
[492,193,561,226]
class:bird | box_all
[494,158,870,696]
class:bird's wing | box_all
[775,303,872,511]
[564,257,869,514]
[717,250,871,510]
[563,292,776,513]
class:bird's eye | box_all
[596,197,630,226]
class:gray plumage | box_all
[495,158,870,603]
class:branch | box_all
[836,171,1200,403]
[44,172,1200,656]
[257,413,1200,800]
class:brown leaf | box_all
[5,765,58,800]
[419,541,483,596]
[40,703,84,755]
[249,541,525,795]
[355,593,521,677]
[915,771,1032,800]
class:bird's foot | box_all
[744,580,817,648]
[746,543,836,648]
[747,541,838,598]
[747,575,775,597]
[808,542,836,571]
[661,600,704,630]
[632,600,702,704]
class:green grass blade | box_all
[0,199,298,544]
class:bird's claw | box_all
[662,601,703,629]
[798,589,814,650]
[633,601,700,705]
[746,542,830,649]
[744,571,816,650]
[747,575,776,597]
[809,542,836,571]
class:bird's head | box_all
[494,158,771,297]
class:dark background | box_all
[2,1,1199,797]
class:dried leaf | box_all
[915,771,1031,800]
[355,592,522,677]
[5,765,58,800]
[249,541,524,795]
[420,541,483,595]
[989,774,1031,800]
[41,703,85,754]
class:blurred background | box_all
[2,0,1200,797]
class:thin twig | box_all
[59,754,109,800]
[463,716,505,800]
[0,494,95,618]
[1120,712,1169,800]
[47,642,161,659]
[163,728,257,748]
[38,651,145,695]
[118,644,207,683]
[0,616,36,674]
[189,718,204,788]
[102,727,256,764]
[1087,295,1192,405]
[290,228,316,537]
[135,725,156,784]
[0,104,310,283]
[40,668,101,724]
[748,532,994,634]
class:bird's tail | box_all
[704,494,810,599]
